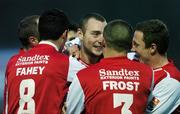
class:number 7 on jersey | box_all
[113,93,133,114]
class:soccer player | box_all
[3,15,39,114]
[3,9,70,114]
[66,19,154,114]
[67,12,107,83]
[131,19,180,114]
[62,13,107,113]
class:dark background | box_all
[1,0,180,67]
[0,0,179,113]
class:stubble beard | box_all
[83,44,102,59]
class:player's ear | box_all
[150,43,157,55]
[62,30,68,39]
[77,28,83,41]
[60,30,68,42]
[28,36,39,47]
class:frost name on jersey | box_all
[99,68,140,91]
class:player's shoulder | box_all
[69,56,86,69]
[76,64,101,85]
[154,72,180,91]
[53,52,69,61]
[164,62,180,81]
[132,60,150,67]
[10,53,20,60]
[164,62,180,73]
[153,67,180,86]
[77,63,98,75]
[7,53,21,64]
[44,52,70,69]
[128,60,153,73]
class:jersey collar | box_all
[39,40,59,51]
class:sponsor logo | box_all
[16,55,50,66]
[99,69,140,80]
[99,69,141,91]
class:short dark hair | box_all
[79,13,106,33]
[68,23,79,32]
[103,19,133,52]
[135,19,169,55]
[38,8,70,40]
[18,15,39,47]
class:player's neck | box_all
[23,48,29,52]
[103,49,127,58]
[149,54,169,69]
[42,40,60,51]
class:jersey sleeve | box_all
[66,75,85,114]
[67,56,86,82]
[146,73,180,114]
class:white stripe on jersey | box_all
[66,75,85,114]
[67,56,86,82]
[146,75,180,114]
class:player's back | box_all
[77,56,153,114]
[4,44,69,114]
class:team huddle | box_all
[3,8,180,114]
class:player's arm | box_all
[66,75,85,114]
[146,74,180,114]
